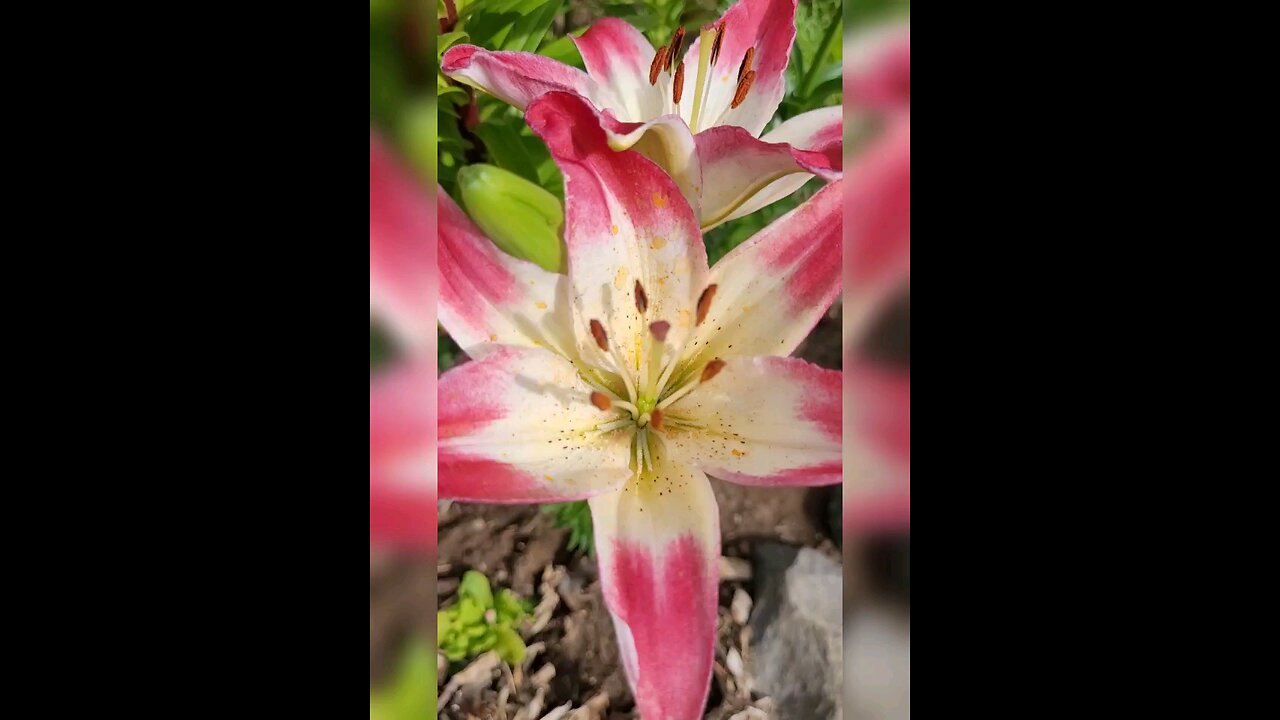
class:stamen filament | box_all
[588,317,638,404]
[657,358,726,411]
[596,418,634,433]
[689,25,716,132]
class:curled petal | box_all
[370,132,436,353]
[682,180,841,365]
[438,345,634,502]
[676,0,797,135]
[526,92,709,368]
[592,110,703,224]
[370,361,437,550]
[719,105,844,224]
[588,439,719,719]
[438,186,579,359]
[695,123,840,230]
[441,44,613,112]
[665,356,841,486]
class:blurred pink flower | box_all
[843,26,911,534]
[442,0,842,231]
[438,92,842,719]
[369,132,437,551]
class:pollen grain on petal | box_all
[696,283,718,325]
[535,301,547,309]
[589,319,609,351]
[652,192,667,209]
[610,224,619,235]
[590,391,612,411]
[701,358,726,382]
[649,320,671,342]
[634,280,649,313]
[651,235,667,250]
[614,266,628,290]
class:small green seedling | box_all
[542,500,594,555]
[437,570,532,665]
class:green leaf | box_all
[368,640,436,720]
[543,501,594,555]
[459,570,495,607]
[495,589,526,622]
[494,626,527,665]
[537,34,584,69]
[462,0,566,53]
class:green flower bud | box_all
[458,164,564,273]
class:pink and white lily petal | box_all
[441,45,616,114]
[665,356,841,486]
[676,0,797,135]
[844,116,910,346]
[370,132,436,353]
[525,92,709,369]
[588,438,720,720]
[370,360,437,550]
[695,123,840,230]
[571,18,666,122]
[682,179,841,366]
[438,345,634,503]
[844,359,910,533]
[438,186,579,359]
[720,105,844,224]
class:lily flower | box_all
[438,92,841,718]
[841,27,912,533]
[369,132,437,551]
[441,0,842,231]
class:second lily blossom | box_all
[442,0,842,231]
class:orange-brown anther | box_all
[667,27,685,71]
[738,47,755,83]
[696,284,718,325]
[649,46,669,85]
[650,408,664,430]
[711,23,726,65]
[701,359,726,382]
[634,280,648,313]
[672,62,686,103]
[649,320,671,342]
[731,70,756,109]
[590,392,612,411]
[589,319,609,351]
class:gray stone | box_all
[845,604,910,720]
[749,543,843,720]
